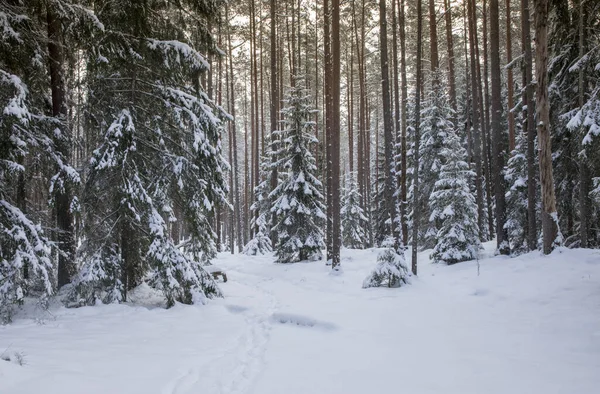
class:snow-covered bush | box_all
[363,238,410,288]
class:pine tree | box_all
[271,77,326,263]
[429,130,481,264]
[341,172,368,249]
[363,237,409,288]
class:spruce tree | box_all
[429,130,481,264]
[504,131,531,255]
[243,155,273,255]
[363,237,409,288]
[71,0,227,307]
[341,172,368,249]
[0,1,93,321]
[412,72,455,249]
[270,78,326,263]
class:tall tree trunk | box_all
[47,4,75,288]
[506,0,516,151]
[578,0,590,248]
[533,0,559,254]
[380,0,397,244]
[429,0,439,73]
[468,0,486,241]
[490,0,509,254]
[227,6,243,253]
[331,0,342,269]
[444,0,457,115]
[411,0,423,275]
[324,0,333,262]
[521,0,537,250]
[391,0,402,245]
[398,0,408,246]
[269,0,279,243]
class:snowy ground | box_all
[2,242,600,394]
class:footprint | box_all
[225,304,249,314]
[270,312,337,331]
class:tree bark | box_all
[533,0,559,254]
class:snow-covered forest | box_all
[1,0,599,392]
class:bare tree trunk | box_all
[411,0,423,275]
[463,0,473,163]
[444,0,457,115]
[380,0,397,245]
[533,0,559,254]
[429,0,439,73]
[578,0,590,248]
[331,0,342,269]
[506,0,516,152]
[227,6,243,253]
[490,0,509,254]
[521,0,537,250]
[47,3,75,288]
[324,0,333,262]
[270,0,279,243]
[398,0,408,246]
[471,0,494,240]
[468,0,486,240]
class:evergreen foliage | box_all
[71,0,227,307]
[244,155,274,255]
[504,131,530,255]
[429,130,481,264]
[270,78,325,263]
[363,237,409,288]
[341,172,368,249]
[409,74,455,249]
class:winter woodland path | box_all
[1,242,600,394]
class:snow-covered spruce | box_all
[429,129,482,264]
[270,77,326,263]
[70,8,227,307]
[504,131,532,255]
[413,72,455,249]
[244,154,274,255]
[372,144,393,246]
[363,237,409,288]
[341,172,368,249]
[1,13,86,322]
